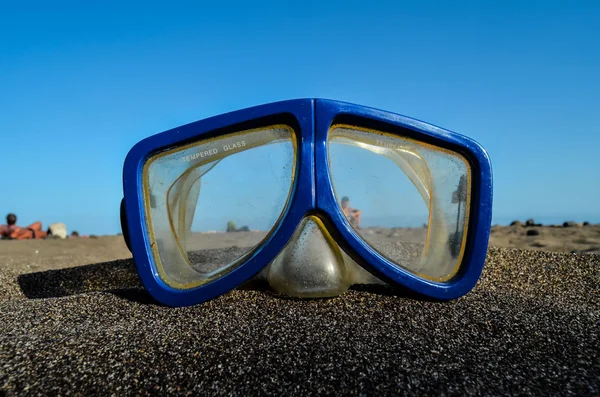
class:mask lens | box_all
[142,125,296,289]
[327,125,471,281]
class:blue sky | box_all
[1,0,599,235]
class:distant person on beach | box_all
[69,231,90,238]
[341,196,362,229]
[0,213,47,240]
[0,213,18,239]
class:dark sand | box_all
[0,235,599,396]
[490,223,600,254]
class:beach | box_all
[0,227,598,395]
[490,223,600,254]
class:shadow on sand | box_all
[17,259,431,305]
[16,259,157,304]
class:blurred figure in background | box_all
[0,213,47,240]
[341,196,362,229]
[47,222,68,239]
[0,213,18,239]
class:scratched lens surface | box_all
[327,125,471,281]
[143,125,296,289]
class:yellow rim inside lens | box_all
[142,124,298,289]
[327,124,472,282]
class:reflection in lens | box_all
[327,125,471,281]
[143,125,296,289]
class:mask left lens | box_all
[142,125,296,289]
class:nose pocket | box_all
[266,215,352,298]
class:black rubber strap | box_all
[120,198,132,252]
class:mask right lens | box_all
[327,124,471,282]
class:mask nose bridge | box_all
[307,209,387,286]
[265,213,349,298]
[263,210,385,298]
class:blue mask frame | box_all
[121,98,493,307]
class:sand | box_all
[489,223,600,254]
[0,230,599,396]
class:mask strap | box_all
[120,198,132,252]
